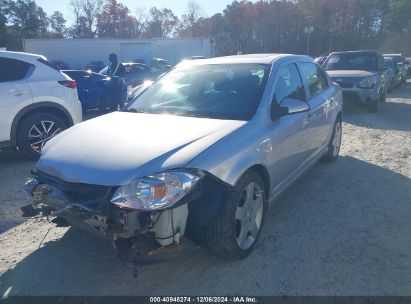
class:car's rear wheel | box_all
[322,118,342,162]
[204,170,267,260]
[17,113,67,159]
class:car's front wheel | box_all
[205,170,267,259]
[322,118,342,162]
[17,113,67,159]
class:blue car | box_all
[63,70,126,111]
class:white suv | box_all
[0,51,82,158]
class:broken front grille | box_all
[34,170,115,210]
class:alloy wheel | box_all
[28,120,62,153]
[235,182,264,250]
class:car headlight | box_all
[111,171,200,210]
[358,76,377,89]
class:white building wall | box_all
[23,38,214,69]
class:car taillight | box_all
[58,80,77,89]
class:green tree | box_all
[8,0,49,38]
[145,7,178,38]
[49,11,67,38]
[96,0,139,38]
[70,0,102,38]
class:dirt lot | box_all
[0,83,410,296]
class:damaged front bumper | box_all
[23,169,231,261]
[23,172,191,249]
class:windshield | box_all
[127,63,270,120]
[325,53,378,71]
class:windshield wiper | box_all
[172,112,206,118]
[122,108,147,113]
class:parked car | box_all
[126,80,153,101]
[50,60,70,70]
[151,57,172,71]
[62,70,124,111]
[132,58,146,64]
[85,60,106,73]
[25,54,343,260]
[383,57,402,91]
[100,62,164,89]
[0,51,82,158]
[324,50,388,113]
[384,54,407,84]
[314,56,326,65]
[406,57,411,78]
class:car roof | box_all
[178,53,309,66]
[384,54,402,56]
[330,50,381,55]
[0,50,46,64]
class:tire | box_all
[321,118,342,162]
[204,170,267,260]
[17,112,67,159]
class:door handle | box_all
[9,90,26,96]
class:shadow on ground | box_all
[1,156,410,296]
[0,149,35,233]
[343,81,411,132]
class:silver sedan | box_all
[25,54,343,260]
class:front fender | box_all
[187,119,272,188]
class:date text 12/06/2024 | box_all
[149,297,258,303]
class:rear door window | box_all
[0,58,33,82]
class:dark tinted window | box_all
[300,62,329,97]
[0,58,32,82]
[274,64,306,104]
[324,53,378,71]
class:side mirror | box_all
[271,98,310,121]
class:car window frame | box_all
[297,61,330,100]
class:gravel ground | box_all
[0,82,410,296]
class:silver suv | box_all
[25,54,343,260]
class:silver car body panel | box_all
[38,112,246,186]
[37,54,342,203]
[189,57,342,201]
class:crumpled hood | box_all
[37,112,246,186]
[327,70,376,78]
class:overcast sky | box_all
[35,0,242,24]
